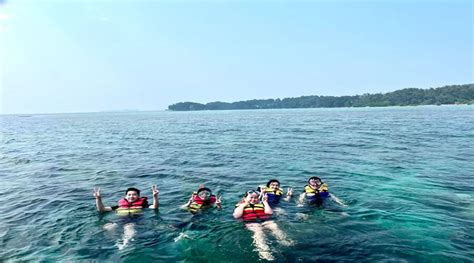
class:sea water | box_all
[1,106,473,262]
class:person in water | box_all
[182,185,222,214]
[172,186,222,242]
[93,186,159,250]
[258,179,293,206]
[298,176,346,206]
[233,190,293,261]
[94,186,159,212]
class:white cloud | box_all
[0,14,9,32]
[0,13,11,20]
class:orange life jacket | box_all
[236,201,270,222]
[117,197,148,208]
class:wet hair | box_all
[308,176,322,184]
[197,187,212,195]
[125,187,140,196]
[266,179,280,187]
[244,190,260,197]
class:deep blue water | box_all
[1,106,473,262]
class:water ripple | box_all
[1,106,473,261]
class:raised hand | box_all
[152,185,159,197]
[93,187,110,212]
[93,187,101,199]
[215,194,222,209]
[262,193,268,203]
[150,185,160,209]
[287,187,293,196]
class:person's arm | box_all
[297,192,306,206]
[283,187,293,202]
[93,187,112,212]
[262,194,273,215]
[150,185,159,209]
[233,199,249,218]
[330,193,347,207]
[180,195,193,210]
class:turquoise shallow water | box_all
[1,106,473,262]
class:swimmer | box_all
[94,186,159,212]
[234,190,294,261]
[298,177,346,206]
[181,185,222,214]
[93,186,159,249]
[258,179,293,206]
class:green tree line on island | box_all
[168,84,474,111]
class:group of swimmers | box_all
[93,176,345,260]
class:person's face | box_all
[125,190,139,202]
[198,190,211,200]
[269,182,280,191]
[246,192,260,204]
[309,178,321,187]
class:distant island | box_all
[168,84,474,111]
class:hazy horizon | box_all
[1,82,472,115]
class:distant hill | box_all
[168,84,474,111]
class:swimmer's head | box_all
[244,190,260,204]
[266,179,280,190]
[125,187,140,202]
[308,177,322,187]
[197,187,212,200]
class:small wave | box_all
[5,139,16,144]
[121,136,155,141]
[47,166,78,172]
[14,158,31,165]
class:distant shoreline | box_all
[1,104,472,117]
[168,84,474,111]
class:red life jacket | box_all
[237,201,269,222]
[187,194,217,214]
[118,197,148,208]
[192,194,217,205]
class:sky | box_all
[0,0,472,114]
